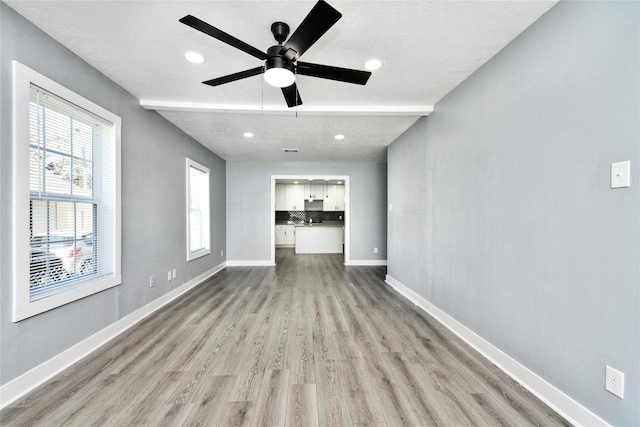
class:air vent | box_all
[284,149,298,153]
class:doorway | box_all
[271,175,350,265]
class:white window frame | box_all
[12,61,122,322]
[186,158,211,261]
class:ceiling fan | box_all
[179,0,372,108]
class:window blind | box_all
[28,85,117,301]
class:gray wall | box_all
[0,2,226,385]
[388,2,639,425]
[227,162,387,262]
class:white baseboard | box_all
[0,261,227,410]
[348,260,388,266]
[226,260,276,267]
[384,274,609,427]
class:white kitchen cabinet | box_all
[335,184,345,211]
[275,225,287,245]
[301,183,325,200]
[292,184,305,210]
[286,226,296,245]
[275,225,295,246]
[275,184,287,210]
[324,185,336,211]
[312,184,325,199]
[281,184,305,210]
[324,185,345,211]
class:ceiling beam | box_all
[139,100,432,116]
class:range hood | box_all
[304,200,324,211]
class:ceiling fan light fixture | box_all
[264,57,295,88]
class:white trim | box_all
[12,61,122,322]
[0,262,226,409]
[348,260,388,266]
[271,175,350,266]
[384,274,610,427]
[226,260,276,267]
[140,100,433,116]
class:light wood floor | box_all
[1,249,570,426]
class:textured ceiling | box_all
[6,0,557,162]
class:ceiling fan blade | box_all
[203,67,264,87]
[180,15,268,61]
[282,83,303,108]
[280,1,342,61]
[297,62,371,85]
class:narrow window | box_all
[186,158,210,261]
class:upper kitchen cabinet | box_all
[335,185,345,211]
[302,183,325,200]
[276,184,305,211]
[275,184,286,210]
[324,184,345,211]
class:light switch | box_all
[611,161,630,188]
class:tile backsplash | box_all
[276,211,345,223]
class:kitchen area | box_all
[275,179,345,254]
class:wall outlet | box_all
[168,271,172,281]
[221,250,224,257]
[172,269,177,279]
[374,247,379,254]
[605,365,625,399]
[149,275,155,288]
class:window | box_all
[186,158,210,261]
[13,61,121,321]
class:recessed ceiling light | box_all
[185,51,205,64]
[364,59,382,71]
[294,181,299,184]
[325,179,329,181]
[337,181,342,184]
[334,134,345,140]
[243,132,253,138]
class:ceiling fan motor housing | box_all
[271,21,290,44]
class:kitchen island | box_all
[294,224,343,254]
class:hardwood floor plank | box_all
[288,310,315,385]
[251,369,290,427]
[181,375,236,425]
[114,370,188,425]
[286,383,319,427]
[148,403,196,427]
[417,362,489,426]
[382,352,450,427]
[312,323,345,399]
[228,320,268,402]
[218,401,254,427]
[360,343,421,426]
[1,249,570,427]
[317,398,354,427]
[339,356,385,425]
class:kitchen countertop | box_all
[294,223,344,227]
[275,222,344,227]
